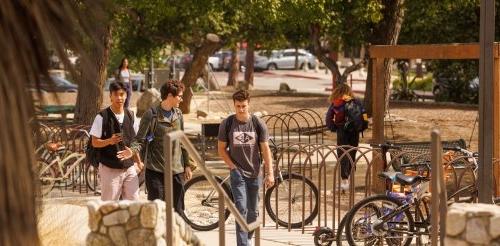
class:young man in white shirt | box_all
[89,81,142,200]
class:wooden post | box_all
[478,0,495,203]
[371,58,386,192]
[494,45,500,196]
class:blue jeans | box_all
[124,82,132,108]
[230,169,261,246]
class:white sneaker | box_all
[340,179,350,191]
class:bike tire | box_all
[85,163,100,193]
[38,161,56,196]
[345,194,415,246]
[181,175,232,231]
[265,173,319,228]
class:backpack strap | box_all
[225,114,236,146]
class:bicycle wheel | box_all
[345,194,415,246]
[38,161,56,196]
[265,173,319,228]
[85,164,100,194]
[180,175,232,231]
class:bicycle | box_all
[343,163,432,246]
[180,138,319,231]
[313,143,480,246]
[38,143,87,196]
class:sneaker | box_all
[340,179,350,191]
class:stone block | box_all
[490,215,500,238]
[141,203,158,228]
[87,202,102,232]
[128,229,155,246]
[103,210,130,226]
[86,232,112,246]
[126,216,141,231]
[444,236,469,246]
[109,226,127,246]
[447,210,466,236]
[465,217,490,244]
[119,200,132,209]
[100,202,120,215]
[129,203,142,217]
[136,88,161,117]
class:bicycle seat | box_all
[45,142,65,152]
[378,171,398,181]
[395,173,425,186]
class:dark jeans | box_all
[145,168,185,214]
[124,83,132,108]
[336,128,359,180]
[230,169,261,246]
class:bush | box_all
[392,76,433,91]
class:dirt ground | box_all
[192,88,479,150]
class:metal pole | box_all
[430,129,442,245]
[164,136,174,246]
[478,0,495,203]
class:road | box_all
[196,68,368,95]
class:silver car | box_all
[254,49,317,70]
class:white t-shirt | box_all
[120,70,130,83]
[89,110,139,138]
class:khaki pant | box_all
[99,164,139,201]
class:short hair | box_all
[160,80,185,100]
[109,81,127,93]
[232,90,250,103]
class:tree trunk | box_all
[244,41,255,85]
[202,64,220,91]
[227,45,240,86]
[1,84,39,246]
[74,25,112,125]
[310,24,342,85]
[179,34,221,113]
[364,0,406,116]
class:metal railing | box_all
[164,130,261,246]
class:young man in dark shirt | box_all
[218,90,274,246]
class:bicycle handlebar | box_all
[370,143,402,150]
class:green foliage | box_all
[392,76,433,92]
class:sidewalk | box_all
[195,224,318,246]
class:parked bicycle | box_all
[38,142,86,196]
[180,138,319,231]
[313,143,478,245]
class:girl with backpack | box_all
[325,83,360,191]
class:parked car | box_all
[208,55,221,71]
[254,49,317,70]
[33,75,78,92]
[179,53,223,71]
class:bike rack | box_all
[165,130,261,246]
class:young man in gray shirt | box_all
[217,90,274,246]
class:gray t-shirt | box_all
[218,115,269,178]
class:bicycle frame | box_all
[39,152,86,182]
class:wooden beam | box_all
[370,43,481,59]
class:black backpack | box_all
[344,99,369,136]
[85,109,134,167]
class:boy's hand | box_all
[264,173,275,188]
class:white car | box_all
[208,56,221,71]
[254,49,317,70]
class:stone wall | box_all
[446,203,500,245]
[86,200,203,246]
